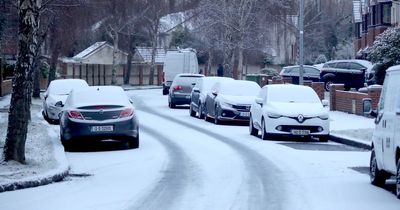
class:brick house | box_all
[353,0,400,58]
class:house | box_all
[353,0,400,58]
[58,42,165,86]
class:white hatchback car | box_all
[43,79,89,123]
[249,84,329,141]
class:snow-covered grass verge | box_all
[0,98,69,192]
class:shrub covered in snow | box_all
[368,26,400,83]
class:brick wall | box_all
[329,84,345,111]
[330,84,382,116]
[311,82,325,100]
[0,79,12,96]
[335,90,369,115]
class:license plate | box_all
[240,112,250,117]
[291,129,310,135]
[91,125,113,132]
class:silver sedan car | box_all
[42,79,89,123]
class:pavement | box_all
[0,86,375,193]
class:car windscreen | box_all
[268,87,320,103]
[219,82,259,96]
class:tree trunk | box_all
[3,0,40,163]
[237,42,244,80]
[149,28,158,86]
[48,48,59,85]
[111,33,119,85]
[124,34,135,85]
[207,50,213,76]
[32,57,40,98]
[0,57,3,96]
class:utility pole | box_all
[299,0,304,85]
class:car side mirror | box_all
[55,101,64,108]
[212,91,218,97]
[193,87,200,93]
[255,98,264,106]
[363,98,376,117]
[321,99,329,107]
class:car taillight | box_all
[120,108,134,118]
[173,85,183,91]
[68,111,84,120]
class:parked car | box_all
[162,48,199,95]
[320,59,373,91]
[280,65,320,84]
[59,86,139,149]
[204,80,260,124]
[42,79,89,123]
[189,76,234,118]
[249,84,329,141]
[363,65,400,199]
[168,73,204,108]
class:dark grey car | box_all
[168,73,204,108]
[59,86,139,149]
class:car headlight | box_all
[267,112,282,119]
[219,101,233,108]
[318,113,329,120]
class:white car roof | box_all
[67,86,130,108]
[266,84,320,103]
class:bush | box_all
[314,54,328,64]
[369,26,400,67]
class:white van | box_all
[363,65,400,199]
[162,48,199,95]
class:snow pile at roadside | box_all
[329,111,375,143]
[0,99,69,190]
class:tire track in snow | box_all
[136,104,287,210]
[126,124,201,210]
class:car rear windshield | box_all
[175,76,203,86]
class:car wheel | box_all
[396,159,400,199]
[128,135,139,149]
[249,116,258,136]
[162,88,168,95]
[189,104,196,117]
[168,101,176,109]
[319,135,329,142]
[214,105,220,124]
[370,148,387,187]
[324,80,333,91]
[261,119,269,140]
[198,103,204,119]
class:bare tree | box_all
[3,0,41,163]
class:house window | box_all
[382,3,392,25]
[363,14,368,32]
[372,5,377,25]
[355,23,361,38]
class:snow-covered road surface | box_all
[0,89,399,210]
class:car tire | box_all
[198,103,204,119]
[396,159,400,199]
[370,149,387,187]
[249,116,258,136]
[168,101,176,109]
[189,104,196,117]
[261,119,269,140]
[319,135,329,142]
[128,135,139,149]
[324,80,333,91]
[162,88,168,95]
[214,105,220,124]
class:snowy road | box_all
[0,89,399,210]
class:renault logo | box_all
[99,109,104,115]
[297,114,304,123]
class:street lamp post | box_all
[299,0,304,85]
